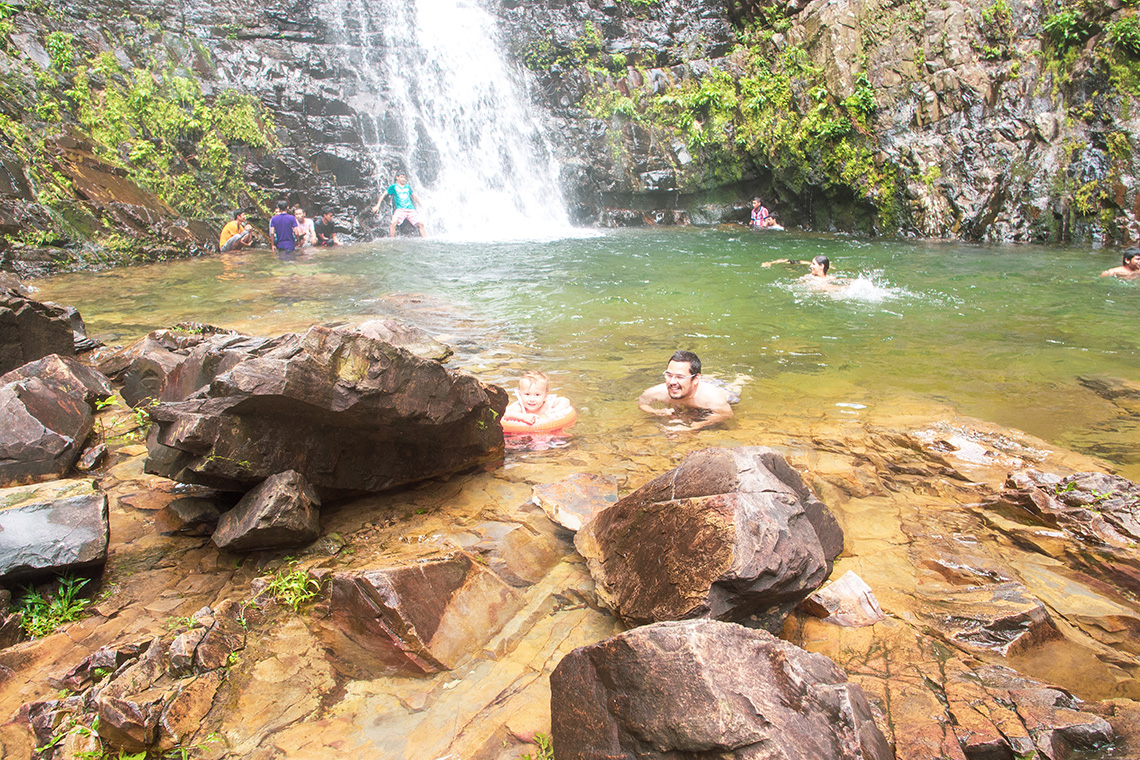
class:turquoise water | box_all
[32,228,1140,476]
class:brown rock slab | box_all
[574,446,843,630]
[145,323,507,496]
[212,470,321,552]
[0,291,75,375]
[0,354,114,486]
[531,472,618,531]
[550,619,892,759]
[158,670,224,748]
[0,492,109,583]
[801,570,885,627]
[323,551,523,678]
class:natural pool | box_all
[13,228,1140,758]
[32,227,1140,479]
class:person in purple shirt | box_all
[269,200,300,252]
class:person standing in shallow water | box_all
[1100,249,1140,279]
[638,350,734,431]
[372,172,427,237]
[269,200,299,253]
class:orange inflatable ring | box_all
[501,407,578,434]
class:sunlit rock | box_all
[550,619,892,760]
[211,470,321,552]
[574,446,843,630]
[531,472,617,531]
[994,470,1140,548]
[322,552,523,678]
[0,354,113,486]
[145,323,507,496]
[801,570,885,627]
[0,291,75,375]
[0,491,108,583]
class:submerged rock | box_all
[531,472,618,531]
[550,619,893,759]
[211,470,321,552]
[0,354,114,486]
[995,470,1140,549]
[143,323,506,496]
[321,551,523,678]
[0,491,108,583]
[574,446,843,630]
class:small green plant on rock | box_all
[1043,9,1093,50]
[44,30,74,71]
[522,733,554,760]
[264,562,320,613]
[18,576,91,638]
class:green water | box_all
[31,228,1140,476]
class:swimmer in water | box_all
[762,254,832,279]
[1100,249,1140,280]
[503,370,573,428]
[638,350,734,431]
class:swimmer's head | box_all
[1124,249,1140,268]
[518,370,550,412]
[665,350,701,400]
[276,199,289,212]
[811,255,830,276]
[751,197,762,208]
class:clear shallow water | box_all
[30,228,1140,477]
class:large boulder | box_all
[550,619,893,760]
[0,355,114,486]
[211,470,321,552]
[144,323,507,496]
[321,551,523,678]
[574,446,843,630]
[0,291,76,375]
[0,490,109,583]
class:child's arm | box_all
[545,395,572,414]
[502,401,538,424]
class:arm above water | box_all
[761,258,808,268]
[638,384,674,417]
[687,387,734,430]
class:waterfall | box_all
[326,0,576,241]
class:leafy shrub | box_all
[1043,10,1092,49]
[264,563,319,613]
[18,576,90,638]
[45,30,74,70]
[1108,15,1140,56]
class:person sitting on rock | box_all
[638,350,734,431]
[219,209,254,252]
[750,197,779,229]
[314,211,341,247]
[503,370,572,429]
[294,207,317,248]
[1100,249,1140,279]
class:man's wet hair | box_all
[275,199,289,211]
[232,209,245,219]
[813,254,830,274]
[670,350,701,375]
[1123,249,1140,265]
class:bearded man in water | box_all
[638,350,734,431]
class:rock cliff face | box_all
[0,0,1135,274]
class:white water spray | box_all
[325,0,577,241]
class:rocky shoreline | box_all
[3,284,1140,758]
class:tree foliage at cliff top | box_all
[0,8,275,220]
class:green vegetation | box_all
[45,30,74,70]
[581,27,901,231]
[264,562,320,613]
[1042,9,1092,50]
[17,576,91,638]
[521,733,554,760]
[1107,15,1140,57]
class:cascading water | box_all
[326,0,576,241]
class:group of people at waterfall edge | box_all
[219,203,342,252]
